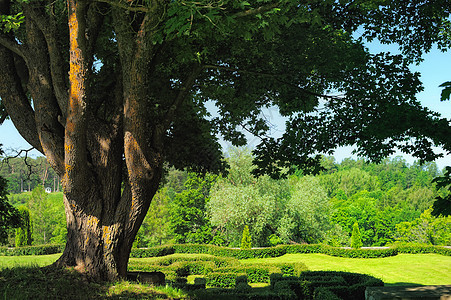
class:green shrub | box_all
[394,244,451,256]
[15,206,33,247]
[245,267,270,283]
[299,271,383,300]
[313,287,341,300]
[130,245,175,258]
[206,272,241,288]
[350,222,363,249]
[173,262,190,277]
[241,225,252,250]
[270,273,284,288]
[192,287,297,300]
[268,234,284,246]
[323,246,398,258]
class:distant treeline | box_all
[2,149,450,248]
[0,156,61,194]
[135,149,450,248]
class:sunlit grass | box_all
[0,253,61,269]
[241,253,451,286]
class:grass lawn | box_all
[2,252,451,289]
[0,254,61,269]
[241,253,451,286]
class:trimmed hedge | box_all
[128,252,308,286]
[0,244,64,256]
[130,243,402,259]
[192,287,297,300]
[2,242,449,258]
[299,271,384,300]
[394,244,451,256]
[205,272,241,288]
[193,271,382,300]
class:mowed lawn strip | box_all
[241,253,451,286]
[0,254,61,269]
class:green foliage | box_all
[439,81,451,102]
[350,222,363,249]
[0,156,61,195]
[432,166,451,217]
[0,12,24,33]
[14,206,32,247]
[209,148,288,246]
[26,187,66,245]
[130,243,401,260]
[135,188,173,248]
[277,175,332,244]
[205,272,238,288]
[395,208,451,245]
[268,234,283,246]
[169,172,218,244]
[240,225,252,250]
[0,153,21,244]
[394,244,451,256]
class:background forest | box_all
[1,148,450,248]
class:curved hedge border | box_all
[130,244,406,259]
[0,244,64,256]
[1,243,449,258]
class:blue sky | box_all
[1,44,450,169]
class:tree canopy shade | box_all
[0,0,450,280]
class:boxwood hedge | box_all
[130,243,406,259]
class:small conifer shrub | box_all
[351,222,363,249]
[241,225,252,250]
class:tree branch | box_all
[0,34,26,60]
[0,46,43,153]
[233,2,280,18]
[24,4,68,117]
[163,64,203,130]
[203,63,344,101]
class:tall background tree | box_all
[0,0,450,280]
[0,145,21,243]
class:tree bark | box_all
[0,0,185,281]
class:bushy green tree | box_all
[135,187,173,247]
[395,208,451,245]
[27,185,53,244]
[277,175,333,244]
[170,173,218,244]
[0,146,21,245]
[240,225,252,250]
[209,148,288,246]
[351,222,363,249]
[15,206,32,247]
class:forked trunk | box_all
[54,167,161,280]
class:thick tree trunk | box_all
[1,0,175,281]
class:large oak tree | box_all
[0,0,450,280]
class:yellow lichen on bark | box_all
[87,215,99,228]
[102,226,112,246]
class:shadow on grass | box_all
[0,265,188,299]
